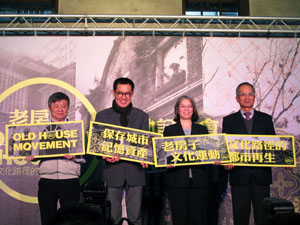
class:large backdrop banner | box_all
[0,36,299,225]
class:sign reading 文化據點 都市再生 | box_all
[87,121,162,165]
[225,134,296,167]
[5,121,85,159]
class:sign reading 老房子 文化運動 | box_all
[153,134,231,167]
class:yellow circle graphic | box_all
[285,157,293,164]
[0,77,96,203]
[47,132,56,139]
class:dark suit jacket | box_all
[222,109,276,186]
[95,107,149,187]
[163,122,209,188]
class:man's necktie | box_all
[244,112,251,120]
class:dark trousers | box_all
[168,183,207,225]
[107,185,143,225]
[38,178,80,225]
[231,177,270,225]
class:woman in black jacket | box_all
[163,95,209,225]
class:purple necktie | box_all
[244,112,251,120]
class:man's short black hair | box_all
[236,82,255,96]
[113,78,135,91]
[48,92,70,108]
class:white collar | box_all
[240,109,254,119]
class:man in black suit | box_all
[95,77,149,225]
[222,82,275,225]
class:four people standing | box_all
[27,81,279,225]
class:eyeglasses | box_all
[116,92,132,98]
[179,105,193,109]
[238,93,255,97]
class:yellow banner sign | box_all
[153,134,231,167]
[6,121,85,159]
[226,134,296,167]
[87,121,162,165]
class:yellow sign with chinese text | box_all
[225,134,296,167]
[87,121,162,165]
[153,134,231,167]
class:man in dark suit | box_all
[222,82,275,225]
[95,77,149,225]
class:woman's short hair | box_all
[173,95,199,122]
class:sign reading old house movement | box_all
[6,121,85,159]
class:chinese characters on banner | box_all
[6,121,85,159]
[153,134,231,167]
[9,109,50,124]
[226,134,296,167]
[87,121,162,165]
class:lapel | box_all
[175,122,185,135]
[174,122,199,135]
[235,109,263,134]
[251,109,261,134]
[234,110,249,134]
[191,123,199,135]
[127,108,134,127]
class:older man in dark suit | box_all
[95,77,149,225]
[222,82,275,225]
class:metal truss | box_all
[1,14,300,37]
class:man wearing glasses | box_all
[95,77,149,225]
[222,82,275,225]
